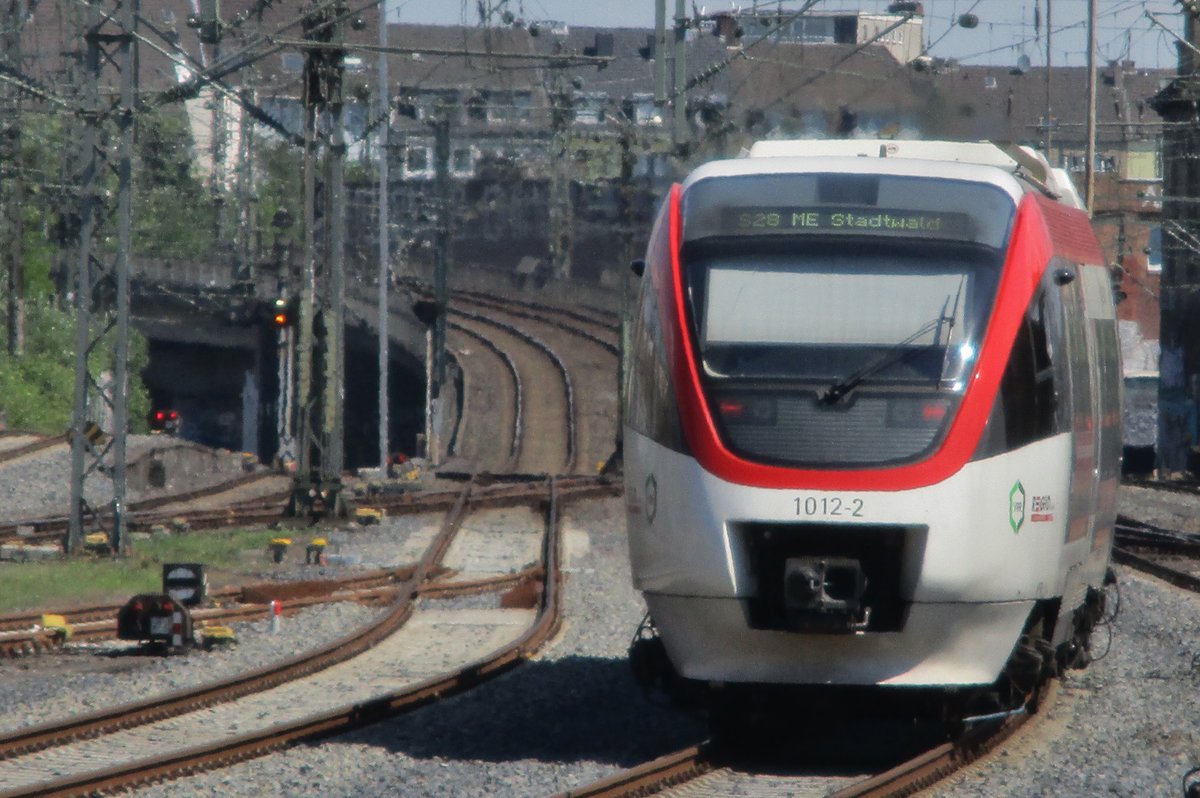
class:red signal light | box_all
[155,411,165,421]
[168,411,178,420]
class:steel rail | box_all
[0,477,570,798]
[451,292,620,356]
[1113,548,1200,592]
[0,563,543,658]
[0,483,475,764]
[0,473,612,548]
[452,309,577,474]
[552,745,713,798]
[448,320,524,469]
[0,567,417,652]
[0,435,63,465]
[555,707,1039,798]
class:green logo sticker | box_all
[644,474,658,524]
[1009,481,1026,534]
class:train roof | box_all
[683,139,1084,210]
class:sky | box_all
[391,1,1188,71]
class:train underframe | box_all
[630,573,1114,736]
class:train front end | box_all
[624,150,1112,690]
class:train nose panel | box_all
[740,523,922,634]
[783,557,870,632]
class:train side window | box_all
[976,293,1060,460]
[625,204,686,453]
[1000,311,1057,449]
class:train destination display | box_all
[721,207,973,239]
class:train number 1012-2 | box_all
[795,496,864,518]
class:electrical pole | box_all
[1084,0,1097,212]
[68,0,137,555]
[548,74,573,280]
[323,6,347,506]
[292,15,320,512]
[430,103,450,464]
[290,1,348,515]
[234,80,256,284]
[1044,0,1052,156]
[2,0,24,358]
[654,0,667,105]
[615,123,636,467]
[673,0,687,149]
[1152,4,1200,475]
[377,0,390,469]
[199,0,226,244]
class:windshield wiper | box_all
[819,285,963,405]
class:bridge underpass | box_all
[133,265,428,469]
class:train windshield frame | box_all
[680,173,1016,469]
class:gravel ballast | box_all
[2,487,1199,796]
[129,495,707,798]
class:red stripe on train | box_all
[661,189,1076,491]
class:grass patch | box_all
[0,526,311,613]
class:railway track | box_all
[0,475,614,656]
[555,503,1192,798]
[0,433,63,465]
[0,476,578,797]
[449,291,619,473]
[448,320,524,471]
[0,567,412,657]
[451,289,619,355]
[450,310,576,474]
[555,695,1047,798]
[0,470,290,544]
[1114,513,1200,591]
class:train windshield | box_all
[681,173,1015,468]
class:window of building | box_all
[1065,154,1116,173]
[574,92,608,125]
[451,147,475,176]
[281,52,303,73]
[406,145,432,178]
[1147,226,1162,274]
[630,93,661,126]
[466,93,488,121]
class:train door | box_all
[1061,260,1101,553]
[1082,264,1122,560]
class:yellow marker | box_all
[40,614,73,640]
[201,625,237,648]
[355,508,384,525]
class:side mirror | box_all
[630,259,646,277]
[1053,268,1076,286]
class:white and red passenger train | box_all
[624,139,1120,713]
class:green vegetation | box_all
[0,526,311,612]
[133,111,220,259]
[0,107,218,433]
[0,299,151,433]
